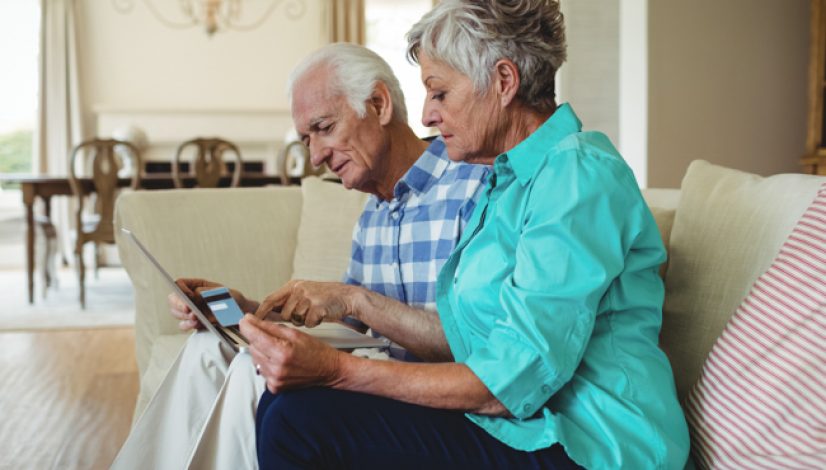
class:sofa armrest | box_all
[115,186,303,380]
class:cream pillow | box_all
[660,160,826,402]
[292,177,369,281]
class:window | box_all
[365,0,433,137]
[0,0,40,184]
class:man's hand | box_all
[254,280,363,327]
[239,314,344,393]
[169,278,257,331]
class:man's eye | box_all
[431,92,445,101]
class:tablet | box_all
[120,228,391,352]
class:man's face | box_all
[291,69,388,193]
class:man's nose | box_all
[309,142,330,167]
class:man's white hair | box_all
[287,43,408,123]
[407,0,567,114]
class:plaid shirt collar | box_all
[373,137,450,208]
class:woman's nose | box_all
[421,103,441,128]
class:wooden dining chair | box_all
[68,138,142,308]
[278,140,327,185]
[173,138,242,188]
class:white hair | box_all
[287,43,408,123]
[407,0,567,113]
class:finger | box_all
[240,315,284,349]
[170,300,193,319]
[291,298,312,326]
[242,315,298,344]
[184,311,206,330]
[254,282,294,319]
[247,344,271,371]
[304,306,323,328]
[194,285,221,296]
[175,278,200,298]
[279,291,302,324]
[168,292,190,314]
[170,308,185,321]
[178,319,198,331]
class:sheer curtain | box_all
[37,0,84,262]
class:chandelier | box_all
[113,0,307,36]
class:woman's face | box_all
[419,53,502,165]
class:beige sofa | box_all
[115,161,826,459]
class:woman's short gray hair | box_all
[287,43,408,124]
[407,0,566,114]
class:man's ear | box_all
[369,81,394,126]
[493,59,520,107]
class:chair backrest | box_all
[68,138,141,241]
[278,140,327,185]
[173,138,242,188]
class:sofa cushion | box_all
[684,184,826,468]
[643,188,680,277]
[292,177,369,281]
[660,160,826,402]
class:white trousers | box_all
[111,332,266,470]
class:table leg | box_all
[22,188,35,304]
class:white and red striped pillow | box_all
[685,183,826,469]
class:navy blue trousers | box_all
[255,388,583,469]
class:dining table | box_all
[0,172,299,304]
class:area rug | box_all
[0,267,135,331]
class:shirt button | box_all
[523,403,532,413]
[541,385,551,394]
[391,212,399,220]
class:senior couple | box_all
[114,1,689,468]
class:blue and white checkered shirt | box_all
[343,137,489,313]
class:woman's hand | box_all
[254,280,363,327]
[239,314,344,393]
[169,278,257,331]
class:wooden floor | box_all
[0,328,138,469]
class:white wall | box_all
[618,0,648,186]
[648,0,810,188]
[558,0,620,147]
[75,0,327,166]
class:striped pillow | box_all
[685,183,826,469]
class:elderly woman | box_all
[240,0,690,468]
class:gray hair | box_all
[287,43,408,124]
[407,0,567,114]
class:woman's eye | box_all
[431,92,445,101]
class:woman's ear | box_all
[493,59,520,107]
[369,81,394,126]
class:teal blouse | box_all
[436,104,689,469]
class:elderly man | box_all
[111,43,488,469]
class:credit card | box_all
[201,287,245,327]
